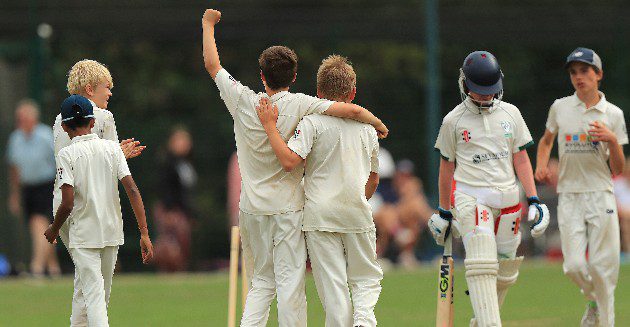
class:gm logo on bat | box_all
[439,264,450,295]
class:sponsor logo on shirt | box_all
[228,75,237,86]
[472,150,509,164]
[607,209,614,214]
[500,121,513,138]
[481,209,489,222]
[294,129,301,139]
[57,167,63,180]
[564,133,598,153]
[461,130,472,142]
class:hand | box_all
[44,224,59,244]
[256,97,279,130]
[527,196,550,238]
[375,122,389,139]
[534,165,550,184]
[140,234,154,264]
[120,138,146,159]
[8,192,21,217]
[588,121,617,144]
[202,9,221,27]
[428,208,453,246]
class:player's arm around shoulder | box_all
[322,101,388,139]
[256,98,305,171]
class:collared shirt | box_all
[435,99,533,189]
[288,115,379,233]
[214,68,334,215]
[546,92,628,193]
[52,99,119,215]
[6,123,56,185]
[56,134,130,248]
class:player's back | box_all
[214,68,333,215]
[296,115,379,233]
[57,135,126,248]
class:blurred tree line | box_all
[0,0,629,271]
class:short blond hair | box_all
[316,55,356,101]
[66,59,113,95]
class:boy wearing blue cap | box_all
[44,95,154,327]
[536,48,627,326]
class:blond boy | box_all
[52,59,144,326]
[257,55,382,327]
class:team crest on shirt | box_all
[294,129,301,139]
[500,121,512,138]
[461,130,472,142]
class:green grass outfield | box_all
[1,261,628,326]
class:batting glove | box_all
[428,207,453,246]
[527,196,550,238]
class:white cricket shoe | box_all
[580,302,599,327]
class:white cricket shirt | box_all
[56,134,130,248]
[546,92,628,193]
[53,100,119,215]
[214,68,334,215]
[435,98,533,188]
[288,115,379,233]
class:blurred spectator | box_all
[613,157,630,259]
[5,99,60,277]
[372,155,432,269]
[153,127,198,272]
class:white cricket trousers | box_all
[558,192,620,326]
[305,230,383,327]
[239,210,307,327]
[67,246,119,327]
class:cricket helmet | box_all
[458,51,504,110]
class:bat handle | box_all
[443,233,453,257]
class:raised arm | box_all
[256,98,304,171]
[202,9,223,79]
[535,129,556,183]
[121,175,154,264]
[323,102,388,138]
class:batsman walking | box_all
[429,51,550,326]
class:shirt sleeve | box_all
[287,118,316,159]
[434,119,456,162]
[370,130,380,173]
[545,101,559,134]
[103,112,119,142]
[115,143,131,180]
[612,109,629,146]
[214,68,252,118]
[301,94,334,117]
[56,151,74,187]
[512,109,534,153]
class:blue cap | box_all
[61,95,94,122]
[565,47,602,70]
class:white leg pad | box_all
[464,231,501,327]
[496,205,522,258]
[497,256,523,308]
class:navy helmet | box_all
[460,51,503,95]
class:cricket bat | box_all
[435,233,454,327]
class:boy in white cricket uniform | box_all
[44,95,153,327]
[257,55,382,327]
[201,9,388,327]
[52,59,145,326]
[536,48,627,327]
[429,51,550,327]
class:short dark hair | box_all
[63,117,93,130]
[259,46,298,90]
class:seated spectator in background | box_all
[613,157,630,259]
[373,158,432,268]
[6,99,60,278]
[153,127,198,272]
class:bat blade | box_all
[435,235,454,327]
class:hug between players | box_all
[28,7,623,327]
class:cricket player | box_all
[535,48,627,327]
[202,9,388,327]
[52,59,145,326]
[429,51,550,327]
[44,95,153,327]
[256,55,383,327]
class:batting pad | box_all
[495,205,522,258]
[465,232,501,327]
[497,256,523,308]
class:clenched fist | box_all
[202,9,221,26]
